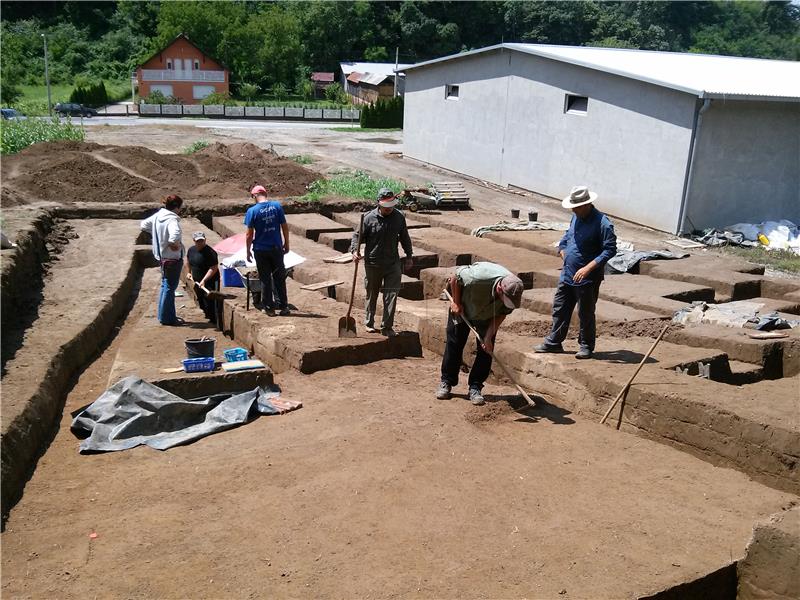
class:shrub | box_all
[324,84,350,105]
[183,140,210,155]
[360,96,404,128]
[70,80,109,107]
[200,92,233,106]
[289,154,314,164]
[272,83,289,101]
[143,90,182,105]
[297,80,314,101]
[238,82,260,101]
[1,116,84,154]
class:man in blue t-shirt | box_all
[245,184,291,316]
[534,186,617,359]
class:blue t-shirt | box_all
[558,207,617,286]
[244,201,286,251]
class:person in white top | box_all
[140,194,185,325]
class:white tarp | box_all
[221,248,306,270]
[724,220,800,254]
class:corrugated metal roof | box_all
[402,44,800,102]
[347,72,363,84]
[340,61,411,77]
[311,72,334,82]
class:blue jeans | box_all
[158,259,183,325]
[253,247,287,310]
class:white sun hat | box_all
[562,185,598,209]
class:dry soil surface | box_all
[1,290,794,598]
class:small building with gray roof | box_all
[401,44,800,234]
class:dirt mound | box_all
[1,140,318,207]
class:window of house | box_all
[166,59,173,69]
[445,84,459,100]
[565,94,588,115]
[194,60,200,70]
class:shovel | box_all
[338,213,364,338]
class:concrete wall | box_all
[686,100,800,230]
[403,48,699,232]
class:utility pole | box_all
[41,33,52,116]
[394,46,399,97]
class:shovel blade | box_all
[338,316,357,338]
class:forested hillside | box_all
[2,0,798,104]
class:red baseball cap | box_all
[250,185,267,195]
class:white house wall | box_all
[501,52,697,232]
[685,100,800,230]
[403,49,698,232]
[403,51,511,184]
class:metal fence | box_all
[138,104,360,121]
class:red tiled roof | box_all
[311,72,335,82]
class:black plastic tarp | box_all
[71,376,283,453]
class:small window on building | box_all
[194,60,200,70]
[166,59,173,69]
[565,94,588,115]
[445,84,459,100]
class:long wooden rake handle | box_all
[346,214,365,321]
[600,323,670,425]
[443,289,537,408]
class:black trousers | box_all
[253,247,288,310]
[440,312,492,390]
[544,279,601,351]
[196,279,219,321]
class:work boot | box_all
[468,386,485,406]
[575,347,593,359]
[264,307,276,316]
[365,325,378,333]
[436,381,452,400]
[381,328,397,337]
[278,308,291,316]
[534,342,562,353]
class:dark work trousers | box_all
[196,279,219,322]
[544,279,601,351]
[440,311,493,390]
[253,247,288,310]
[364,262,402,330]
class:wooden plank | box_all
[300,280,344,291]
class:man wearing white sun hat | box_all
[534,185,617,359]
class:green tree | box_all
[238,82,260,101]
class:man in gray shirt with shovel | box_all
[350,188,414,337]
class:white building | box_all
[402,44,800,233]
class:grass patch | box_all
[1,116,85,154]
[183,140,210,155]
[328,127,401,132]
[14,81,132,116]
[289,154,314,164]
[302,170,404,202]
[720,245,800,274]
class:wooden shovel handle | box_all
[346,213,365,320]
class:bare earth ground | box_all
[2,123,798,599]
[1,280,793,598]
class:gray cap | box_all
[192,231,206,241]
[377,187,394,200]
[499,274,524,309]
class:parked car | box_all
[1,108,27,120]
[54,103,97,117]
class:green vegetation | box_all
[2,2,798,110]
[720,246,800,275]
[183,140,210,155]
[302,170,404,202]
[0,117,85,155]
[16,80,130,115]
[289,154,315,165]
[360,96,403,128]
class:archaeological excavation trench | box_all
[1,141,798,599]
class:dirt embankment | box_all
[1,141,319,207]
